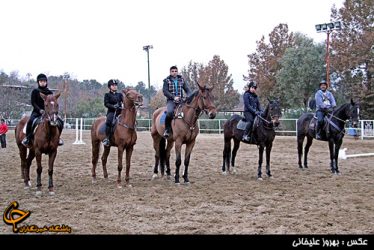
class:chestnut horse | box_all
[91,88,143,187]
[151,82,217,184]
[15,93,62,195]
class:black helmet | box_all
[107,79,118,88]
[249,81,257,89]
[319,79,327,86]
[37,73,48,83]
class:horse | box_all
[91,88,143,187]
[15,93,62,195]
[151,82,217,184]
[222,99,281,180]
[297,99,360,174]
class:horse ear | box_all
[350,98,355,105]
[196,81,204,90]
[267,97,271,102]
[122,88,129,94]
[40,93,47,101]
[54,92,61,99]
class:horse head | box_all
[347,98,360,128]
[40,92,61,126]
[196,81,217,119]
[122,88,143,108]
[266,97,282,127]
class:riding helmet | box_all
[319,79,327,86]
[37,73,48,83]
[249,81,257,89]
[108,79,118,88]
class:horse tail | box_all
[159,137,166,167]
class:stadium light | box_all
[143,45,153,118]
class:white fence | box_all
[6,117,374,140]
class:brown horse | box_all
[151,82,217,184]
[91,88,143,187]
[15,93,62,195]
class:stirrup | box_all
[163,129,170,138]
[242,135,250,142]
[102,138,110,147]
[22,137,30,146]
[58,139,64,146]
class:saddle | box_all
[309,116,330,141]
[22,117,43,135]
[99,115,121,135]
[236,116,259,133]
[159,103,185,126]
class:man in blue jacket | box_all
[315,79,336,140]
[242,81,262,142]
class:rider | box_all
[162,65,191,138]
[242,81,263,142]
[102,79,123,147]
[315,79,337,140]
[22,74,64,147]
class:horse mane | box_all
[186,90,199,104]
[333,103,350,117]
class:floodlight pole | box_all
[326,30,331,88]
[143,45,153,118]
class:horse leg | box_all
[222,137,231,174]
[257,146,264,180]
[334,140,343,174]
[24,149,35,188]
[151,135,161,179]
[328,141,335,174]
[231,138,240,174]
[265,142,273,177]
[117,146,125,188]
[183,140,196,184]
[35,152,43,195]
[297,135,305,168]
[174,141,182,184]
[18,145,27,180]
[101,146,111,179]
[91,139,100,183]
[303,136,313,169]
[125,146,134,186]
[47,150,57,195]
[165,140,174,179]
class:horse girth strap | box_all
[326,115,344,133]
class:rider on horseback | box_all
[102,79,123,147]
[22,74,64,147]
[242,81,263,142]
[315,79,336,140]
[162,66,191,138]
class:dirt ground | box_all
[0,129,373,234]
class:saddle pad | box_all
[160,111,167,125]
[236,120,248,131]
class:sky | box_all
[0,0,345,91]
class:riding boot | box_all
[163,116,172,138]
[21,120,33,147]
[316,123,322,140]
[57,118,64,146]
[242,122,251,142]
[103,125,111,147]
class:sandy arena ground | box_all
[0,129,373,234]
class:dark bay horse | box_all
[15,93,62,195]
[297,99,360,174]
[91,88,143,187]
[151,82,217,184]
[222,99,281,180]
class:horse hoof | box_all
[49,191,55,196]
[232,168,237,174]
[92,179,97,184]
[117,184,122,189]
[127,184,133,188]
[184,182,190,185]
[257,177,263,181]
[222,171,227,175]
[27,181,32,187]
[175,182,180,186]
[151,174,158,180]
[36,191,42,196]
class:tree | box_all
[180,61,204,92]
[276,33,325,110]
[149,90,166,110]
[331,0,374,118]
[246,23,294,101]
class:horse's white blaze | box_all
[50,101,55,105]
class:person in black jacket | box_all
[102,79,123,147]
[242,81,263,142]
[162,66,191,138]
[22,74,64,147]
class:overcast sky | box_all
[0,0,344,90]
